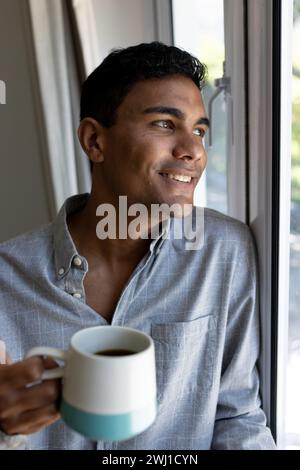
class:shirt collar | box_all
[149,217,170,253]
[53,193,89,279]
[52,193,171,278]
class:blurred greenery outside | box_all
[292,0,300,204]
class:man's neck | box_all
[67,194,153,270]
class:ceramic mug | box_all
[25,325,157,441]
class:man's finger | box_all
[0,378,61,420]
[0,356,45,388]
[42,357,59,370]
[21,413,60,436]
[2,403,60,435]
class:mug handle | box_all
[25,347,66,380]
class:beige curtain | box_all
[29,0,91,212]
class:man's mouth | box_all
[158,171,196,184]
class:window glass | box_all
[172,0,227,213]
[286,0,300,450]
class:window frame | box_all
[247,0,275,435]
[246,0,294,447]
[223,0,247,222]
[276,0,293,449]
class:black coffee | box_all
[94,349,136,356]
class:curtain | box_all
[29,0,91,212]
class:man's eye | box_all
[193,128,206,138]
[153,120,172,129]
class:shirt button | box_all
[58,268,65,276]
[73,256,82,267]
[73,292,82,299]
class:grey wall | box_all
[91,0,155,60]
[0,0,161,243]
[0,0,53,243]
[74,0,157,75]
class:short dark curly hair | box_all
[80,41,207,127]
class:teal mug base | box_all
[60,399,157,441]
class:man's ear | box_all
[77,118,105,163]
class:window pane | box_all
[286,0,300,450]
[172,0,227,213]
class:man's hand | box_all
[0,356,61,435]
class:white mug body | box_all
[60,326,156,441]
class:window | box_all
[172,0,246,221]
[285,0,300,450]
[172,0,226,213]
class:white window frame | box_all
[247,0,274,433]
[223,0,247,223]
[247,0,294,447]
[277,0,293,450]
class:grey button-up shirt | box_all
[0,194,276,450]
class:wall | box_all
[0,0,159,243]
[73,0,156,74]
[0,0,54,243]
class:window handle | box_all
[208,61,234,147]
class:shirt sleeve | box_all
[211,227,277,449]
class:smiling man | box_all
[0,42,276,450]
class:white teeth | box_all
[166,174,192,183]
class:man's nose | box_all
[172,135,205,162]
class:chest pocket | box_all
[151,315,217,407]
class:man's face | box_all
[97,75,209,211]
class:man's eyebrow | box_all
[142,106,210,127]
[195,116,210,127]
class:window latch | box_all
[208,61,234,147]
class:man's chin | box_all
[151,199,194,220]
[171,203,194,218]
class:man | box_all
[0,42,276,450]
